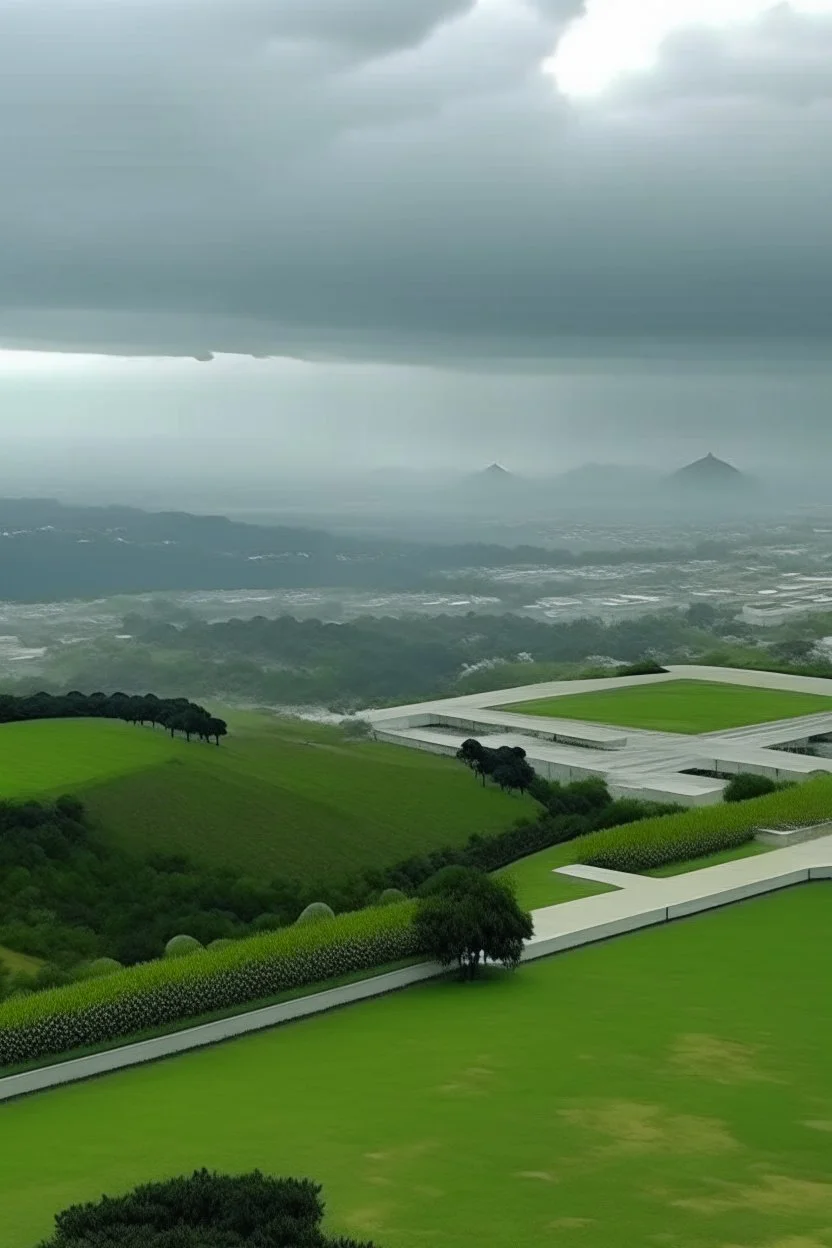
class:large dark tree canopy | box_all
[37,1170,379,1248]
[415,868,533,979]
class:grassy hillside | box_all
[0,715,532,883]
[505,678,832,733]
[5,887,831,1248]
[0,947,42,976]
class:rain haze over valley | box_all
[1,0,832,703]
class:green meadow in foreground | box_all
[504,678,832,733]
[0,715,532,882]
[4,887,830,1248]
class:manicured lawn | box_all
[4,887,831,1248]
[0,716,532,883]
[499,842,614,909]
[503,678,832,733]
[0,718,184,796]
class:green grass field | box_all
[0,716,532,882]
[504,677,832,733]
[3,886,830,1248]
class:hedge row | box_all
[573,774,832,873]
[0,904,418,1068]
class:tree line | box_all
[0,690,227,745]
[83,608,705,710]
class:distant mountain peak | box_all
[673,453,744,485]
[482,462,512,477]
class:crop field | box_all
[0,715,532,882]
[4,886,831,1248]
[503,678,832,733]
[575,772,832,872]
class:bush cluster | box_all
[573,773,832,873]
[723,772,783,803]
[0,904,418,1067]
[0,798,309,969]
[38,1168,379,1248]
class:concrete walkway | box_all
[366,664,832,807]
[2,834,832,1103]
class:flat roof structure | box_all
[365,665,832,807]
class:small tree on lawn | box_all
[415,867,533,980]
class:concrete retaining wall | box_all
[0,962,445,1104]
[756,822,832,847]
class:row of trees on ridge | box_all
[0,690,227,745]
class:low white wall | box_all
[2,864,826,1105]
[0,962,445,1104]
[756,822,832,847]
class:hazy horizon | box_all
[1,1,832,493]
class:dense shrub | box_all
[724,772,780,803]
[0,903,418,1067]
[0,798,315,968]
[573,774,832,873]
[80,958,123,979]
[165,934,204,958]
[295,903,336,926]
[38,1168,380,1248]
[378,888,407,906]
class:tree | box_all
[206,716,228,746]
[456,738,485,770]
[492,756,535,794]
[37,1168,380,1247]
[414,867,533,980]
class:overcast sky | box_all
[1,0,831,475]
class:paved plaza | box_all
[365,665,832,805]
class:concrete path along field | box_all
[2,832,832,1103]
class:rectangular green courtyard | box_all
[503,677,832,733]
[3,886,831,1248]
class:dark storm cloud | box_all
[0,0,831,361]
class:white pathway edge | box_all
[3,834,832,1104]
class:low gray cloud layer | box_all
[1,0,832,361]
